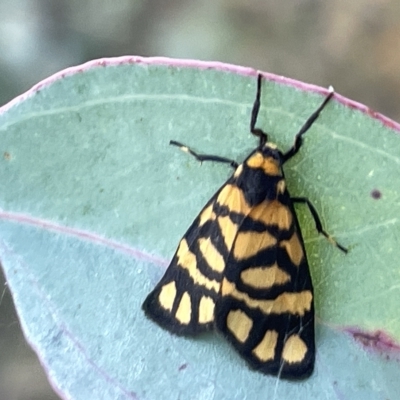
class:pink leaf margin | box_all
[1,55,400,133]
[344,327,400,361]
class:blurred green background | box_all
[1,1,400,399]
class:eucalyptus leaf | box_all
[1,57,399,399]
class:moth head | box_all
[245,143,282,177]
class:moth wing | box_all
[142,180,251,336]
[215,196,315,379]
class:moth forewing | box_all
[142,74,346,379]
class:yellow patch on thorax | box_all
[246,152,281,176]
[276,179,286,194]
[233,163,243,179]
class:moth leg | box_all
[250,74,268,147]
[170,140,238,168]
[282,87,335,163]
[292,196,348,253]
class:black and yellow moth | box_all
[142,74,347,380]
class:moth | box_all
[142,74,347,379]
